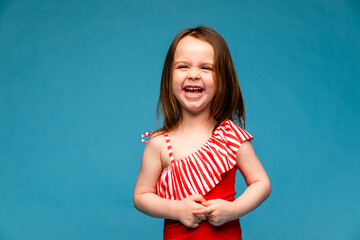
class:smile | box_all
[184,87,204,93]
[183,86,205,99]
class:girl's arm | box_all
[133,135,207,228]
[193,140,271,226]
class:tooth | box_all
[185,87,203,91]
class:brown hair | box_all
[156,26,246,133]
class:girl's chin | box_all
[181,103,211,115]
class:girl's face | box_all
[172,36,216,116]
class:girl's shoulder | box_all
[141,132,170,170]
[141,130,163,142]
[141,131,166,155]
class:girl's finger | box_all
[208,219,219,226]
[195,214,207,221]
[192,208,208,215]
[202,199,216,207]
[190,194,206,203]
[195,217,203,223]
[192,210,205,215]
[190,223,199,228]
[193,205,215,215]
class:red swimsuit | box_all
[141,120,253,240]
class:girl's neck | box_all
[177,109,217,133]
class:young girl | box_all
[133,26,271,240]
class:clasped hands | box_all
[178,194,236,228]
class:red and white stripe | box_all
[141,120,253,200]
[164,133,175,163]
[140,131,153,143]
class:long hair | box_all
[156,26,246,133]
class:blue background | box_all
[1,0,359,239]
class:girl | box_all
[133,26,271,240]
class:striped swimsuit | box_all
[141,119,253,240]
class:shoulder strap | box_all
[140,131,153,143]
[163,133,175,163]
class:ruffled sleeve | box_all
[205,119,253,174]
[220,119,254,158]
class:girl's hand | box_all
[193,199,236,226]
[178,194,207,228]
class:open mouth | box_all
[184,87,204,93]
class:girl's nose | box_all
[188,68,200,80]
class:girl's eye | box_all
[202,66,212,70]
[178,65,188,69]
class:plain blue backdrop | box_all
[1,0,359,239]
